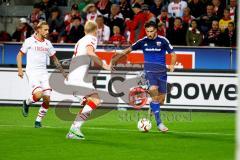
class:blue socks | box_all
[150,102,161,126]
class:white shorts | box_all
[26,71,52,96]
[65,65,96,96]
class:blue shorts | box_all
[145,71,167,93]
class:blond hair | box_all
[36,21,49,29]
[84,20,98,34]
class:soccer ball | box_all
[137,118,152,132]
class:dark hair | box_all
[51,7,59,13]
[96,15,105,22]
[175,17,182,22]
[144,21,157,28]
[97,15,104,19]
[72,16,81,21]
[33,3,41,9]
[228,22,235,27]
[71,4,78,10]
[191,19,197,24]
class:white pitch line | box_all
[0,124,234,137]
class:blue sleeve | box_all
[163,38,174,54]
[131,39,143,51]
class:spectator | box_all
[188,0,206,19]
[84,3,101,22]
[157,22,166,36]
[220,22,236,47]
[64,4,81,27]
[205,20,221,46]
[118,0,134,19]
[219,8,233,32]
[125,3,147,43]
[95,0,112,15]
[186,19,203,46]
[39,0,55,20]
[198,4,219,35]
[32,20,39,31]
[149,0,164,17]
[60,17,84,43]
[167,17,187,45]
[48,7,64,43]
[96,15,110,44]
[0,31,11,42]
[182,7,195,28]
[104,4,125,36]
[142,4,156,22]
[229,0,237,21]
[212,0,225,20]
[157,7,173,29]
[12,18,34,42]
[168,0,187,17]
[109,26,127,45]
[28,3,46,25]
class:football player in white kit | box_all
[66,20,111,139]
[16,21,67,128]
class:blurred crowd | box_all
[0,0,237,47]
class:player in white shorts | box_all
[17,21,67,128]
[66,20,111,140]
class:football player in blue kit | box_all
[111,21,176,132]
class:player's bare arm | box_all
[50,55,68,79]
[86,45,111,71]
[16,51,24,78]
[169,53,177,72]
[110,47,132,66]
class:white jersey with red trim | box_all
[20,35,56,73]
[66,34,97,92]
[73,34,97,57]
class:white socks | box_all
[36,105,48,122]
[70,105,93,130]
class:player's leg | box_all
[145,72,163,129]
[35,93,51,128]
[67,92,100,139]
[149,85,163,128]
[157,93,168,132]
[23,87,43,117]
[34,73,52,128]
[22,74,43,117]
[155,74,168,132]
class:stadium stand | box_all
[0,0,236,46]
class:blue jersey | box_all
[131,35,174,72]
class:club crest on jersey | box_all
[156,42,161,46]
[144,43,148,46]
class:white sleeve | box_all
[103,26,110,41]
[20,39,30,54]
[181,1,188,10]
[48,42,56,57]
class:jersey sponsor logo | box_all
[156,42,161,46]
[35,46,48,52]
[145,48,162,52]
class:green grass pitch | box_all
[0,107,235,160]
